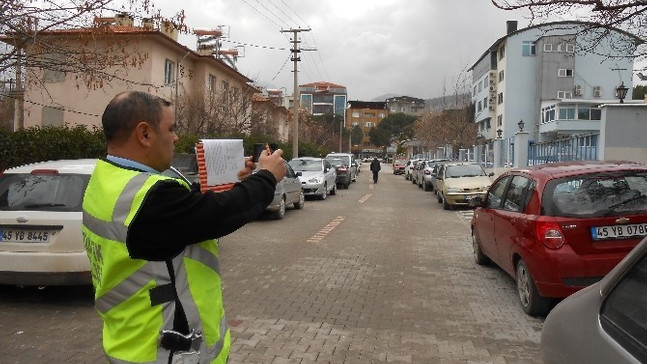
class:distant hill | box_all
[370,94,399,102]
[425,93,471,112]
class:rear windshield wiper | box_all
[604,194,647,215]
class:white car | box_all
[0,159,98,286]
[289,157,337,200]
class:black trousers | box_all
[372,171,379,183]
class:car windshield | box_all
[445,164,486,178]
[0,173,90,212]
[546,173,647,217]
[395,160,407,165]
[289,159,322,172]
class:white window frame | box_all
[557,91,573,99]
[164,59,174,86]
[544,43,553,52]
[558,69,573,77]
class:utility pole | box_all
[281,28,310,158]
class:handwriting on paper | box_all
[200,139,244,186]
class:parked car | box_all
[416,159,449,191]
[470,160,647,316]
[540,236,647,363]
[392,159,407,175]
[327,158,352,189]
[289,157,337,200]
[404,159,421,181]
[435,162,492,209]
[264,160,304,219]
[0,159,97,286]
[326,153,357,185]
[429,160,451,195]
[410,159,426,185]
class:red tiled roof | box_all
[299,81,346,89]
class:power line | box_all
[269,53,291,82]
[221,39,287,51]
[278,0,309,26]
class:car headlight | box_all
[447,187,462,193]
[308,177,322,184]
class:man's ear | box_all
[134,121,152,147]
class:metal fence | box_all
[528,133,599,166]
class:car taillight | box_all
[424,170,430,175]
[535,217,566,249]
[337,167,347,172]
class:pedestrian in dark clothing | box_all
[370,158,381,183]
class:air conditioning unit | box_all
[488,105,495,111]
[593,86,601,97]
[488,97,495,104]
[489,86,496,91]
[489,71,497,80]
[573,84,583,96]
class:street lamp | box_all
[615,82,629,103]
[518,119,525,132]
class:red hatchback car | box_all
[470,161,647,316]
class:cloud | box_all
[158,0,530,100]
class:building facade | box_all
[299,81,347,121]
[346,100,388,154]
[470,20,640,142]
[1,14,259,134]
[385,96,426,116]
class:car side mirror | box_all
[468,196,484,208]
[488,172,494,177]
[295,171,302,177]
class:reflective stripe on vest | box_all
[83,160,229,363]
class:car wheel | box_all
[472,230,490,265]
[272,196,286,219]
[516,260,552,316]
[320,184,327,200]
[293,190,305,209]
[437,193,442,203]
[423,183,431,191]
[330,183,337,195]
[442,195,452,210]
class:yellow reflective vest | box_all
[82,159,230,363]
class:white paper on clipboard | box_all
[200,139,244,186]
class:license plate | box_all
[0,229,52,243]
[591,223,647,240]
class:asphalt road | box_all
[0,164,544,363]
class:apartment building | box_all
[299,81,347,122]
[385,96,425,116]
[346,100,388,152]
[470,20,640,142]
[1,14,259,134]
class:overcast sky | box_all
[150,1,532,101]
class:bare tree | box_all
[0,1,187,90]
[175,86,254,137]
[491,1,646,62]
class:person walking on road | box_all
[82,91,286,364]
[370,157,381,183]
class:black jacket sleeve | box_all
[126,170,276,260]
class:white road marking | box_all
[358,194,372,204]
[306,216,346,243]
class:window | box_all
[473,85,478,96]
[499,70,505,82]
[544,43,553,52]
[222,81,229,90]
[499,45,505,60]
[558,105,576,120]
[497,92,504,105]
[483,97,488,107]
[557,91,572,99]
[351,121,359,126]
[503,176,531,212]
[352,111,360,118]
[565,43,575,53]
[378,113,385,118]
[208,74,217,93]
[522,41,536,56]
[164,59,174,85]
[365,112,376,117]
[558,69,573,77]
[486,176,511,209]
[497,114,503,126]
[542,105,556,123]
[365,122,374,128]
[600,252,647,361]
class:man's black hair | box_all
[102,91,171,142]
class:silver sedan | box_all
[289,157,337,200]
